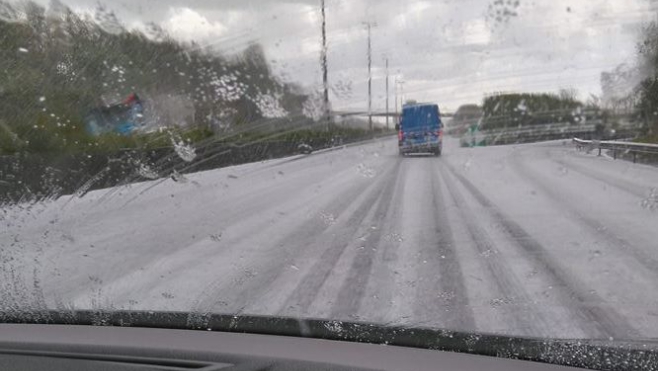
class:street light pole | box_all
[394,77,398,126]
[385,57,389,130]
[367,22,372,131]
[320,0,330,131]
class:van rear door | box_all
[400,104,442,148]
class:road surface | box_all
[3,137,658,340]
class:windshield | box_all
[2,0,658,351]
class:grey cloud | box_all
[21,0,658,110]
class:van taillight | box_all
[398,131,404,141]
[436,129,443,138]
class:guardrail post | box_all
[613,149,617,159]
[598,148,601,156]
[633,152,637,163]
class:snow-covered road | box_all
[3,137,658,340]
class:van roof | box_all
[402,103,439,110]
[403,102,437,107]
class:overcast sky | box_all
[26,0,658,111]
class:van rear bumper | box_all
[399,141,442,154]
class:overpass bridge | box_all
[331,110,454,118]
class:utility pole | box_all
[385,57,389,130]
[394,77,398,126]
[321,0,330,131]
[367,22,372,131]
[397,79,405,125]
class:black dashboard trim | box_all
[0,310,656,370]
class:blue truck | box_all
[397,102,443,156]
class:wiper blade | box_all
[2,310,657,371]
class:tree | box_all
[635,19,658,137]
[481,92,583,130]
[0,0,312,154]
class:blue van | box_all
[397,102,443,156]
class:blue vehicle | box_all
[85,93,144,136]
[397,102,443,156]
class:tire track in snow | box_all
[60,158,367,308]
[408,160,475,330]
[278,159,403,317]
[328,158,404,319]
[360,160,408,325]
[444,162,639,340]
[189,159,402,315]
[440,161,553,336]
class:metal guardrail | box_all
[460,123,597,147]
[489,124,596,143]
[573,137,658,163]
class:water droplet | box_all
[171,170,188,183]
[136,161,158,179]
[357,163,377,178]
[463,158,473,170]
[171,136,196,162]
[324,320,343,333]
[641,188,658,211]
[479,249,496,257]
[385,233,404,242]
[320,212,336,225]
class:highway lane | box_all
[2,137,658,340]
